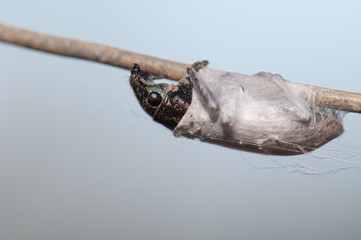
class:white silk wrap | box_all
[173,67,343,155]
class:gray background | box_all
[1,0,361,239]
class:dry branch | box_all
[1,23,361,113]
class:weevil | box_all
[129,62,344,155]
[129,63,193,129]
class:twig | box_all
[0,24,189,80]
[289,82,361,113]
[1,23,361,113]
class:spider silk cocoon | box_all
[173,68,344,155]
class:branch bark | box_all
[0,24,189,80]
[1,23,361,113]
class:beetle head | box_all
[129,64,192,129]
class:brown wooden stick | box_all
[289,82,361,113]
[1,23,361,113]
[0,24,189,80]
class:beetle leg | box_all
[192,60,209,71]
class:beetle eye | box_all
[148,92,162,106]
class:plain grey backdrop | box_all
[1,0,361,239]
